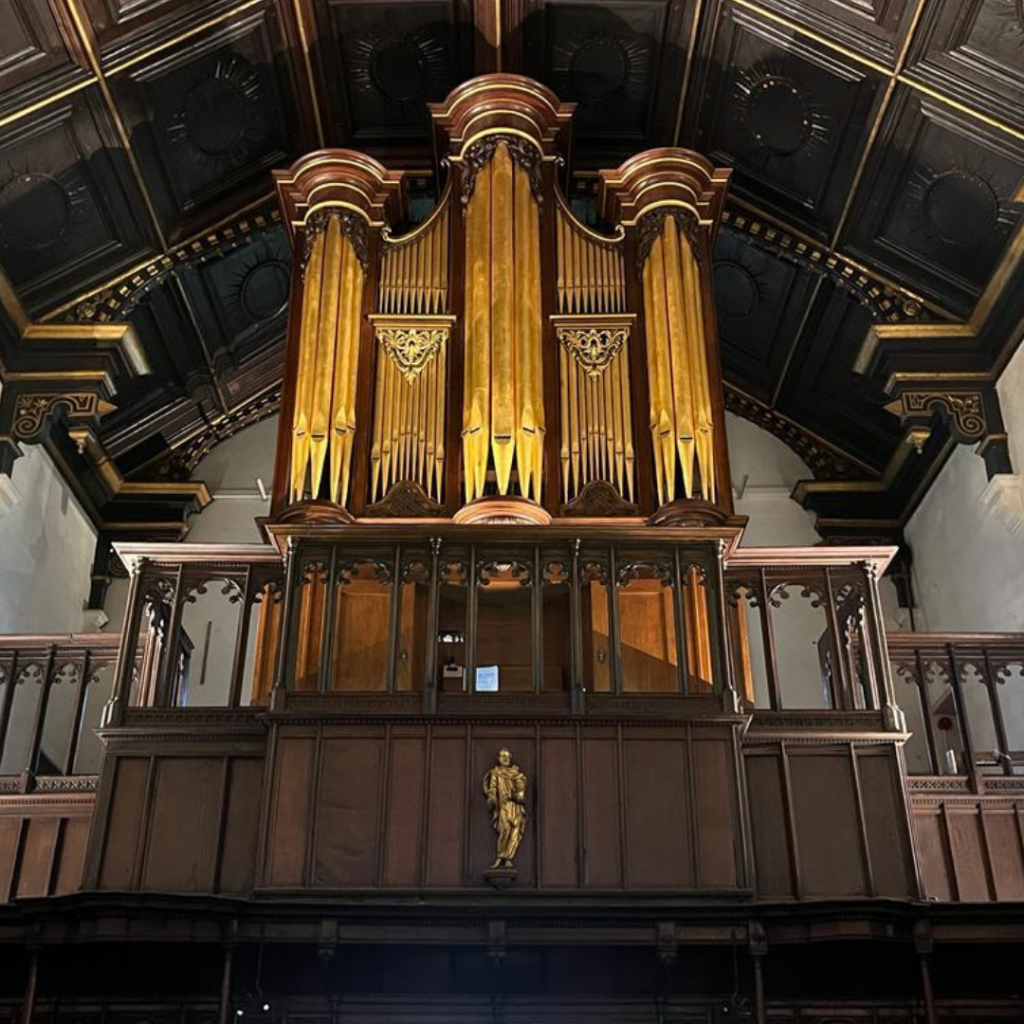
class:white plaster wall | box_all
[183,414,276,544]
[724,411,822,547]
[905,339,1024,633]
[0,444,97,634]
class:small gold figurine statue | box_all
[483,748,527,869]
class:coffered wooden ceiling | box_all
[1,0,1023,543]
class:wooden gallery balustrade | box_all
[0,538,1020,906]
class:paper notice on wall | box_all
[475,665,499,692]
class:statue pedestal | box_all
[483,867,518,889]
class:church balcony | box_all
[0,541,1021,907]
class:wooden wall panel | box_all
[0,817,21,900]
[984,809,1024,901]
[913,807,955,902]
[910,796,1024,904]
[382,733,427,887]
[623,736,690,888]
[98,756,150,890]
[857,752,916,897]
[15,817,59,899]
[219,758,264,894]
[694,737,738,889]
[539,734,578,887]
[314,735,385,887]
[54,817,91,896]
[581,733,622,887]
[424,734,466,887]
[266,735,316,887]
[142,758,224,892]
[0,804,94,902]
[744,753,794,899]
[789,751,866,897]
[946,809,991,901]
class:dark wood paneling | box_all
[913,806,956,901]
[0,802,94,902]
[266,734,315,887]
[219,756,264,893]
[0,1,80,108]
[946,808,991,901]
[142,757,224,892]
[910,794,1024,904]
[789,749,866,896]
[54,816,91,895]
[538,733,577,887]
[97,756,151,890]
[623,736,690,888]
[314,733,385,886]
[857,750,916,897]
[745,751,794,898]
[424,732,466,887]
[382,734,426,887]
[694,736,738,889]
[15,817,60,899]
[581,732,623,888]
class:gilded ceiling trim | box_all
[42,208,282,324]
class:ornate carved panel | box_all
[110,8,305,238]
[0,88,155,314]
[690,2,888,238]
[906,0,1024,132]
[310,0,472,150]
[842,87,1024,315]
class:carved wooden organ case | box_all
[271,75,733,524]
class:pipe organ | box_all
[272,76,733,524]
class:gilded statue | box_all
[483,748,527,869]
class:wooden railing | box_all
[0,633,122,779]
[887,633,1024,776]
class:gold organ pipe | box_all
[464,158,492,501]
[289,215,365,506]
[638,214,716,506]
[490,143,516,495]
[291,226,324,501]
[559,342,570,501]
[662,215,696,498]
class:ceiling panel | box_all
[905,0,1024,132]
[841,85,1024,316]
[775,285,902,470]
[0,86,157,315]
[745,0,920,67]
[309,0,473,155]
[523,0,694,166]
[0,0,84,113]
[713,225,821,403]
[689,1,888,239]
[110,5,310,241]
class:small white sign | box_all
[475,665,500,692]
